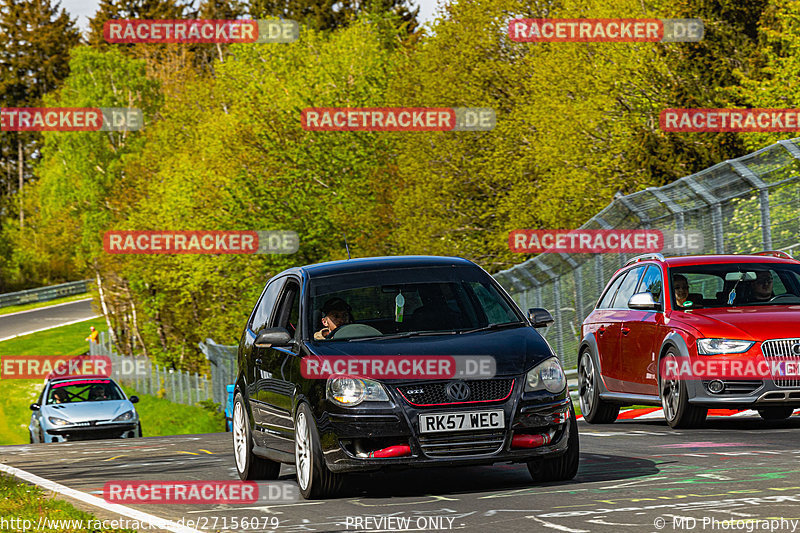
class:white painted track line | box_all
[0,315,101,342]
[0,463,202,533]
[0,297,92,318]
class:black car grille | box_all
[397,379,514,406]
[418,430,505,457]
[762,339,800,387]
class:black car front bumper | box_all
[317,379,573,473]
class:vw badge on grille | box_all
[446,381,471,401]
[793,343,800,356]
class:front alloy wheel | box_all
[660,352,707,429]
[294,403,342,499]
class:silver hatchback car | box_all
[29,375,141,443]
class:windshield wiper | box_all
[349,330,460,342]
[457,321,526,335]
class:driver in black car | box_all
[314,298,353,340]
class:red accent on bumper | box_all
[370,444,412,458]
[511,432,552,449]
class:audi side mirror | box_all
[129,396,139,404]
[628,292,659,310]
[528,308,554,328]
[255,327,293,348]
[30,403,41,411]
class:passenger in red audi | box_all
[750,271,774,302]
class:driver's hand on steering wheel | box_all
[314,328,330,340]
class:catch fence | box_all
[494,138,800,369]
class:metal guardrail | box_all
[0,279,92,308]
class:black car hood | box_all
[305,326,554,377]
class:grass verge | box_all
[0,473,134,533]
[0,294,93,317]
[120,385,224,436]
[0,317,224,444]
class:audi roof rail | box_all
[624,253,665,267]
[753,250,795,260]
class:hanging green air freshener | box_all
[395,293,405,322]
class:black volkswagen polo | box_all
[232,256,578,499]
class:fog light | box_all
[708,380,725,394]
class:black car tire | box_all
[578,351,619,424]
[294,402,342,499]
[527,405,579,482]
[137,422,143,438]
[232,393,281,481]
[758,407,794,420]
[29,432,34,444]
[659,351,707,429]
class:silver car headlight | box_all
[113,410,134,422]
[48,416,70,426]
[697,338,755,355]
[525,357,566,393]
[327,376,389,406]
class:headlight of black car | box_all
[327,377,389,406]
[525,357,566,393]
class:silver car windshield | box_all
[47,379,124,404]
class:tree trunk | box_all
[95,268,120,346]
[18,139,23,229]
[125,282,149,358]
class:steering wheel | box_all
[769,293,799,302]
[328,323,383,340]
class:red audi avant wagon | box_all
[578,252,800,428]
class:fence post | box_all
[178,369,184,404]
[553,277,565,360]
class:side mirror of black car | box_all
[255,327,293,348]
[129,396,139,404]
[628,292,660,310]
[30,403,40,411]
[528,308,554,328]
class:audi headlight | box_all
[48,416,70,426]
[697,338,755,355]
[327,376,389,406]
[113,410,134,422]
[525,357,566,393]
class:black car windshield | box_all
[47,379,124,404]
[669,263,800,309]
[306,266,523,340]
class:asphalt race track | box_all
[4,414,800,533]
[0,298,98,340]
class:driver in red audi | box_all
[314,298,353,340]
